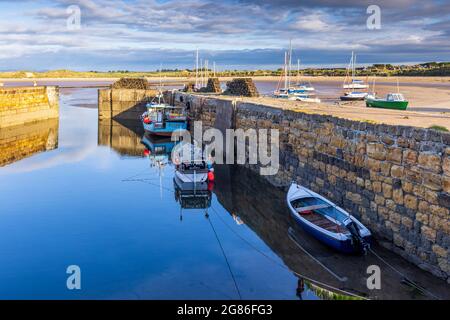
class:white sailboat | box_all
[343,52,368,90]
[274,42,321,103]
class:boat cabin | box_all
[386,93,405,101]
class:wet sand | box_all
[1,77,449,123]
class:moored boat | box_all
[342,52,368,90]
[365,93,409,110]
[287,183,371,254]
[172,142,214,185]
[340,91,368,101]
[274,45,320,103]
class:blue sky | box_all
[0,0,449,71]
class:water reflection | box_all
[0,118,58,167]
[98,118,145,157]
[0,87,448,300]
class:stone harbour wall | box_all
[173,92,450,282]
[0,87,59,128]
[98,88,158,120]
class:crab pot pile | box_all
[183,82,196,92]
[223,78,259,97]
[203,78,222,93]
[112,78,150,89]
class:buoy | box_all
[208,181,214,191]
[143,149,150,156]
[143,117,151,124]
[207,171,215,182]
[208,167,214,173]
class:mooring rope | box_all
[206,212,243,300]
[287,228,348,283]
[368,247,441,300]
[209,205,368,300]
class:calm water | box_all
[0,87,316,300]
[1,87,449,300]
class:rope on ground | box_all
[209,205,368,300]
[287,228,348,283]
[369,247,441,300]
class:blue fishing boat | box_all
[141,94,188,137]
[287,183,371,254]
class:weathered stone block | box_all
[404,194,418,210]
[418,153,442,173]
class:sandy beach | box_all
[1,76,449,122]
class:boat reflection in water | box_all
[173,177,213,211]
[141,133,179,168]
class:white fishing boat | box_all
[343,52,368,90]
[287,183,372,254]
[172,142,214,184]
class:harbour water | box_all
[1,87,449,300]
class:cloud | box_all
[0,0,448,70]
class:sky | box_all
[0,0,449,71]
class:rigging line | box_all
[206,212,243,300]
[368,248,441,300]
[209,205,368,300]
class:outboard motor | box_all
[345,220,370,255]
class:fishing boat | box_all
[342,52,368,90]
[365,78,409,110]
[340,91,367,101]
[141,95,188,136]
[287,183,371,254]
[366,93,409,110]
[172,142,214,185]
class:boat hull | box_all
[366,99,409,110]
[291,214,371,254]
[287,184,372,254]
[175,170,208,184]
[143,121,188,136]
[340,95,365,101]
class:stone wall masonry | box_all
[98,88,158,120]
[173,92,450,282]
[0,87,59,128]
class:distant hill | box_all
[0,62,449,78]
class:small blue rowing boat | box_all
[287,183,371,254]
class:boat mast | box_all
[288,39,293,89]
[195,49,199,89]
[352,51,355,80]
[297,59,300,85]
[284,51,288,90]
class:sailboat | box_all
[343,52,368,89]
[291,59,315,92]
[274,42,321,103]
[365,78,409,110]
